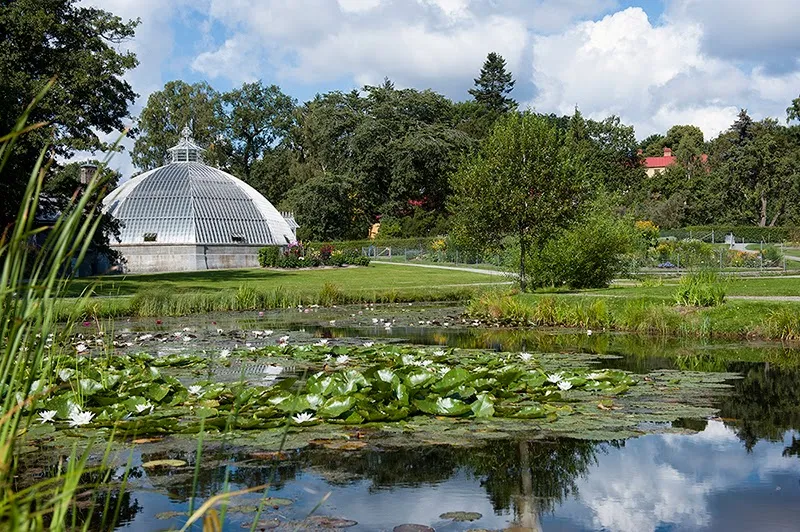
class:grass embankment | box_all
[467,291,800,341]
[580,275,800,298]
[61,266,503,319]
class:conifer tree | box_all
[468,52,516,113]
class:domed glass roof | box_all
[103,128,295,246]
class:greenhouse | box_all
[103,127,297,273]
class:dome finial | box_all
[168,124,205,163]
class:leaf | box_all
[471,393,495,418]
[394,382,409,405]
[403,368,437,390]
[431,368,471,393]
[307,374,336,396]
[142,459,187,468]
[515,404,547,419]
[78,378,103,396]
[318,396,356,418]
[194,406,218,418]
[414,397,471,416]
[145,383,171,402]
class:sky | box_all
[82,0,800,176]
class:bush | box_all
[258,246,281,267]
[674,271,726,307]
[527,199,637,289]
[257,243,370,269]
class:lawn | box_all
[572,275,800,299]
[67,265,506,298]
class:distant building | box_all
[643,147,708,177]
[103,127,297,273]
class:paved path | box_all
[371,260,508,276]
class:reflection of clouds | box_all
[570,421,800,532]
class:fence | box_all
[362,245,503,267]
[660,226,800,244]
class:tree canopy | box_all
[0,0,138,230]
[468,52,516,114]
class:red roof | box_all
[644,155,676,168]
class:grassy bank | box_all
[59,266,504,319]
[467,291,800,341]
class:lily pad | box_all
[141,459,187,468]
[393,525,434,532]
[440,511,482,522]
[155,511,187,520]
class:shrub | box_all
[258,246,281,267]
[528,199,637,289]
[674,271,726,307]
[761,245,783,266]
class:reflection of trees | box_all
[719,362,800,452]
[303,438,604,528]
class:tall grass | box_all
[0,81,121,529]
[674,270,726,307]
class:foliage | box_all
[287,173,366,241]
[468,52,516,113]
[449,112,587,290]
[674,271,727,307]
[257,243,370,268]
[635,220,660,249]
[653,239,716,268]
[525,199,637,289]
[0,0,138,230]
[0,85,122,527]
[659,226,798,243]
[131,80,224,170]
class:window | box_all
[143,233,157,242]
[231,234,246,244]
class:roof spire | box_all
[168,124,205,163]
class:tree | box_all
[449,112,586,290]
[286,174,367,241]
[0,0,138,231]
[219,81,295,182]
[786,95,800,123]
[468,52,516,114]
[131,81,223,171]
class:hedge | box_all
[660,226,800,244]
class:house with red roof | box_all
[642,147,708,177]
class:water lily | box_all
[336,355,350,365]
[75,343,88,353]
[188,385,203,396]
[292,412,316,424]
[68,408,94,427]
[216,328,224,334]
[182,336,191,342]
[363,341,374,347]
[38,410,57,424]
[278,335,290,345]
[220,349,231,359]
[137,334,153,341]
[135,402,154,414]
[372,318,379,324]
[519,352,533,362]
[547,373,563,384]
[314,339,329,346]
[586,372,602,380]
[587,329,593,336]
[557,381,573,391]
[263,365,283,376]
[264,330,274,336]
[329,320,336,325]
[433,349,445,357]
[307,395,323,408]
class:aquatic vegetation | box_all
[674,270,726,307]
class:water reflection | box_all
[110,421,800,531]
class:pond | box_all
[27,305,800,531]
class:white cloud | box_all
[338,0,385,14]
[191,36,260,82]
[528,6,800,140]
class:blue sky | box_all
[86,0,800,175]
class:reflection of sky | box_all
[555,421,800,532]
[116,422,800,531]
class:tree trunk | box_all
[769,209,781,227]
[759,195,767,227]
[519,234,527,292]
[515,440,542,532]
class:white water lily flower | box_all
[278,335,290,345]
[433,349,445,357]
[292,412,316,424]
[519,352,533,362]
[557,381,573,391]
[188,385,203,396]
[217,328,224,334]
[547,373,563,384]
[135,402,153,414]
[265,330,274,336]
[372,318,379,324]
[586,372,602,380]
[220,349,231,359]
[363,341,374,348]
[587,329,593,336]
[314,339,329,346]
[336,355,350,365]
[75,343,88,353]
[329,320,336,325]
[182,336,191,342]
[38,410,57,424]
[138,334,153,341]
[68,409,94,427]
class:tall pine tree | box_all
[468,52,516,114]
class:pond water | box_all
[58,307,800,530]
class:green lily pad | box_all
[141,459,187,468]
[440,511,482,521]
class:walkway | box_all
[371,260,508,277]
